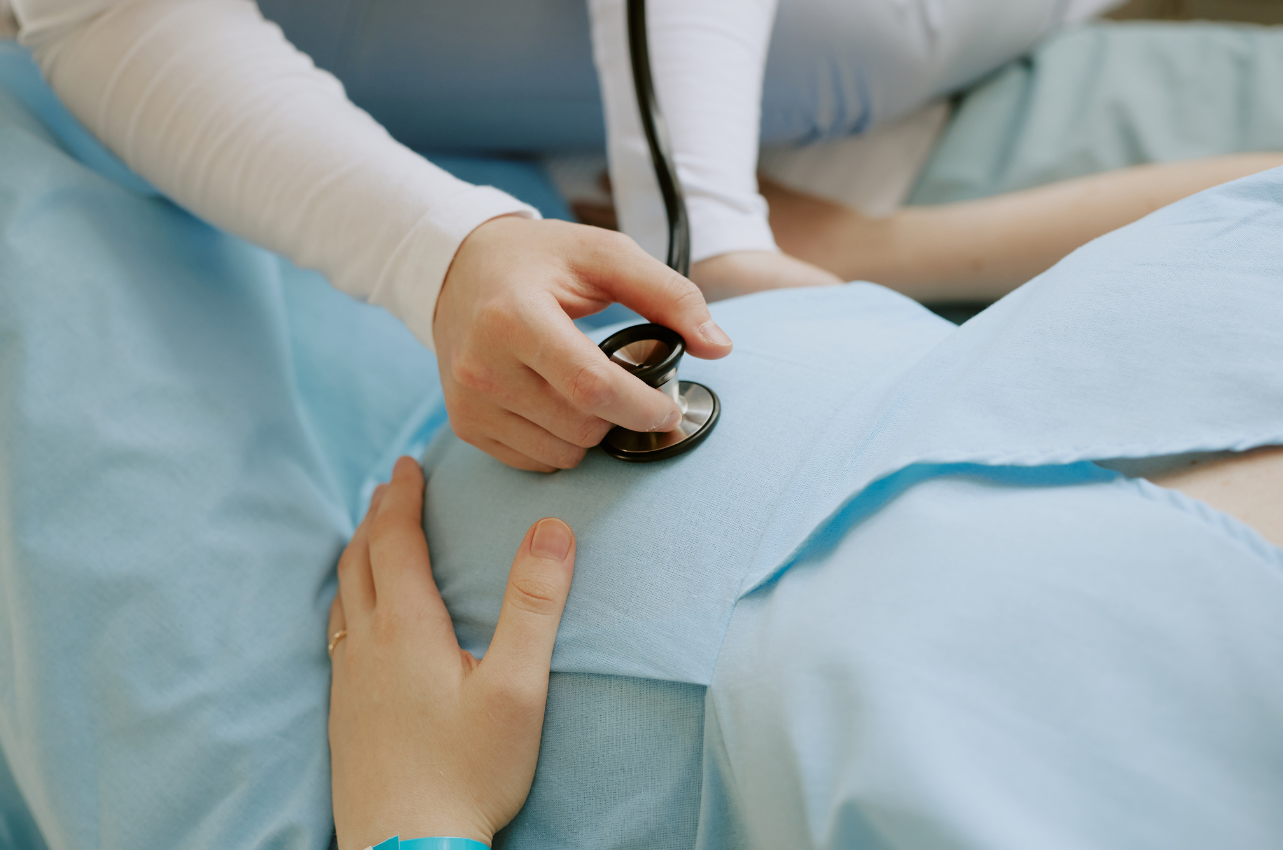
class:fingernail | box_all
[531,518,572,560]
[370,484,388,510]
[653,409,681,432]
[699,321,732,347]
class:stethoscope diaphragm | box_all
[597,323,720,462]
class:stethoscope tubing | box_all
[626,0,691,277]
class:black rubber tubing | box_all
[626,0,691,277]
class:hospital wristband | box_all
[370,837,489,850]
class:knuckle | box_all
[571,416,611,449]
[552,445,587,469]
[476,298,517,335]
[516,455,556,473]
[507,573,564,617]
[450,355,493,394]
[484,676,545,717]
[444,392,482,430]
[578,228,633,268]
[455,428,484,450]
[667,272,707,312]
[370,611,403,648]
[368,509,401,541]
[599,228,633,253]
[565,361,615,411]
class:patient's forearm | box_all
[768,153,1283,302]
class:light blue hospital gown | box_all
[423,175,1283,848]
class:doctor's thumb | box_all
[590,240,733,361]
[482,518,576,691]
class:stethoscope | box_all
[598,0,720,463]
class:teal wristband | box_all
[373,837,489,850]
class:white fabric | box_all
[11,0,539,353]
[8,0,1130,353]
[587,0,1124,258]
[758,100,952,217]
[589,0,780,263]
[12,0,785,346]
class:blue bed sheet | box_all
[910,21,1283,203]
[0,40,567,850]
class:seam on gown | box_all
[1118,474,1283,570]
[877,430,1283,481]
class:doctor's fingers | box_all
[469,434,559,474]
[575,236,733,361]
[447,361,614,452]
[335,483,385,620]
[479,411,597,471]
[517,297,681,434]
[482,518,575,697]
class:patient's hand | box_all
[435,216,733,472]
[328,457,576,849]
[690,249,842,302]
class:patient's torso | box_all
[425,174,1283,683]
[426,181,1283,681]
[424,284,956,685]
[424,172,1283,848]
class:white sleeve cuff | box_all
[371,185,539,353]
[685,193,778,263]
[589,0,779,268]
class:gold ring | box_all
[328,629,348,658]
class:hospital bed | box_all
[2,18,1283,848]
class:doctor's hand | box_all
[328,457,576,850]
[434,216,733,472]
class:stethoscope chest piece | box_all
[596,2,722,463]
[598,323,720,463]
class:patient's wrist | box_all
[348,814,493,850]
[690,249,841,301]
[342,805,494,850]
[370,836,491,850]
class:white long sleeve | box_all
[589,0,779,264]
[11,0,538,352]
